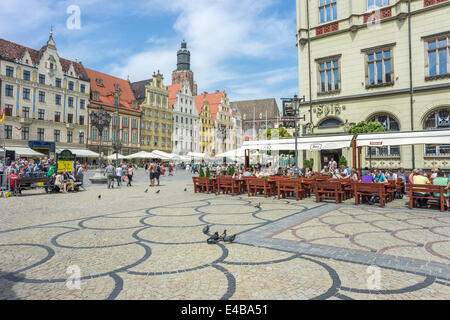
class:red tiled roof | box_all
[0,38,89,81]
[85,68,138,111]
[167,83,183,109]
[195,91,224,122]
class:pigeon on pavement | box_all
[98,195,101,199]
[156,190,160,194]
[224,234,236,243]
[202,225,210,235]
[254,202,261,209]
[145,189,148,193]
[219,230,227,241]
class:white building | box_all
[168,80,200,155]
[0,31,90,158]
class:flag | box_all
[0,109,4,123]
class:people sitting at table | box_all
[350,168,358,181]
[63,170,76,192]
[413,169,430,208]
[233,169,242,180]
[321,166,328,174]
[242,168,253,177]
[54,172,66,193]
[432,170,450,211]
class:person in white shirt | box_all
[115,165,122,187]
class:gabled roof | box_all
[195,91,224,122]
[230,98,280,121]
[85,68,138,111]
[167,83,183,109]
[130,78,152,104]
[0,38,89,81]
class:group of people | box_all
[144,161,168,187]
[0,158,86,194]
[104,162,135,189]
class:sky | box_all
[0,0,299,108]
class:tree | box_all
[258,126,292,140]
[199,165,205,177]
[348,121,386,134]
[303,159,312,169]
[339,155,348,167]
[205,167,211,178]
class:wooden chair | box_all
[406,184,447,212]
[277,179,305,201]
[216,176,237,196]
[247,178,272,198]
[314,181,345,204]
[354,182,387,207]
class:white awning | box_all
[187,152,210,160]
[106,153,126,160]
[6,146,46,157]
[152,150,176,160]
[124,151,161,159]
[356,130,450,147]
[56,148,100,158]
[243,135,354,151]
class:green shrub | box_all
[199,165,205,177]
[206,167,211,178]
[303,159,312,169]
[339,155,348,167]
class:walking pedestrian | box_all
[126,164,134,187]
[115,164,122,187]
[104,162,115,189]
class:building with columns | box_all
[131,71,173,153]
[172,41,198,96]
[296,0,450,171]
[85,68,141,158]
[168,80,200,155]
[0,32,90,157]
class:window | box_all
[39,74,45,84]
[93,92,99,101]
[38,109,45,120]
[114,96,119,106]
[132,132,137,144]
[176,115,178,122]
[423,108,450,156]
[23,88,31,100]
[154,123,159,132]
[5,125,12,139]
[6,66,14,77]
[365,47,393,86]
[68,97,74,107]
[103,129,108,142]
[92,127,98,141]
[56,94,62,105]
[53,130,60,142]
[147,122,151,130]
[67,131,73,143]
[113,130,119,143]
[96,78,103,86]
[21,127,29,140]
[318,57,340,93]
[147,136,151,146]
[426,36,449,78]
[55,112,61,122]
[39,91,45,102]
[132,119,137,129]
[113,116,119,126]
[154,137,158,146]
[79,115,85,126]
[80,99,85,109]
[162,112,166,119]
[319,0,337,24]
[22,107,30,118]
[80,84,86,93]
[162,124,166,133]
[23,70,31,81]
[168,125,171,133]
[154,111,158,118]
[5,84,13,97]
[68,81,74,91]
[122,117,128,127]
[4,104,13,116]
[123,131,128,143]
[367,114,400,157]
[68,114,73,124]
[55,78,62,88]
[161,137,165,147]
[367,0,389,9]
[79,132,85,144]
[37,128,44,141]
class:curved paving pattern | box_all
[0,173,449,300]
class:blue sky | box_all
[0,0,298,106]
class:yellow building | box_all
[131,71,173,153]
[195,96,214,156]
[296,0,450,171]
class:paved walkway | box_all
[0,172,449,300]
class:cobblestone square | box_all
[0,171,449,300]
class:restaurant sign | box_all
[369,141,383,146]
[57,149,76,173]
[310,144,323,151]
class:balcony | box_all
[19,117,33,125]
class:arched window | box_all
[423,108,450,156]
[318,118,342,128]
[367,113,400,157]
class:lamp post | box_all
[112,139,122,167]
[281,95,306,178]
[89,105,111,168]
[219,125,227,164]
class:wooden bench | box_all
[354,182,388,207]
[277,179,305,201]
[216,176,238,196]
[314,181,345,204]
[247,178,272,198]
[406,184,447,212]
[300,178,315,198]
[14,176,51,195]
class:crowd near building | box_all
[295,0,450,171]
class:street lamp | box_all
[281,95,306,178]
[218,125,227,164]
[89,105,111,168]
[112,139,122,167]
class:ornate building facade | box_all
[0,32,90,157]
[131,71,173,153]
[296,0,450,170]
[195,95,214,156]
[86,68,141,157]
[169,80,199,155]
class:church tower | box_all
[172,41,197,95]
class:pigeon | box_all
[207,232,220,244]
[224,234,236,243]
[156,190,160,194]
[145,189,149,193]
[202,225,210,235]
[98,195,101,199]
[254,202,261,209]
[184,188,187,192]
[211,232,219,241]
[219,230,227,241]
